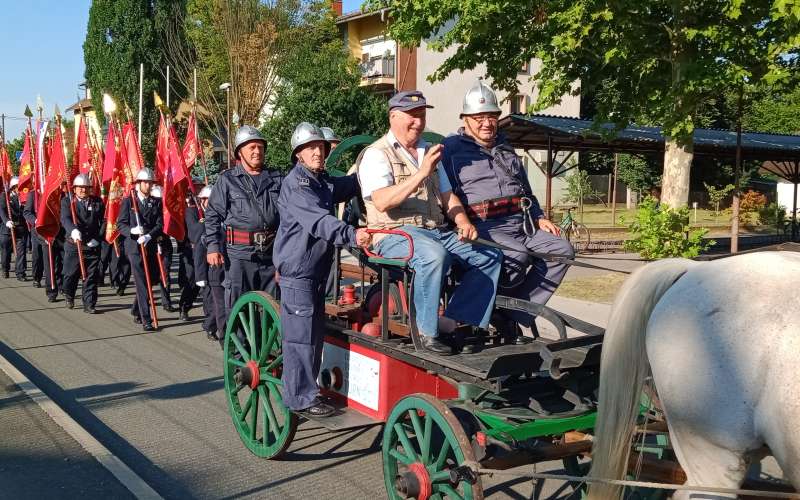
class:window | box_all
[519,60,530,75]
[510,94,527,114]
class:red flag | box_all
[103,123,126,243]
[122,122,143,185]
[17,128,36,195]
[155,113,169,185]
[0,147,10,186]
[182,112,201,195]
[163,123,189,241]
[76,119,92,175]
[35,123,67,241]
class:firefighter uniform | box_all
[61,186,104,313]
[0,182,30,280]
[23,191,44,286]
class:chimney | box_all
[331,0,342,16]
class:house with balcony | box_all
[335,8,581,204]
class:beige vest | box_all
[356,135,446,240]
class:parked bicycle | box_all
[558,206,591,253]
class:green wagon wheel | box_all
[223,291,297,459]
[383,394,484,500]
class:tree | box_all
[1,133,26,172]
[379,0,800,208]
[704,182,735,217]
[261,3,388,169]
[616,154,662,196]
[161,0,304,148]
[84,0,165,161]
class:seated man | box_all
[441,80,575,340]
[357,90,502,355]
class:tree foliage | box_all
[261,3,388,169]
[616,154,662,195]
[84,0,166,161]
[378,0,800,206]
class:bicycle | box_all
[558,206,591,253]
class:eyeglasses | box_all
[467,114,499,124]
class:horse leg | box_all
[670,432,749,500]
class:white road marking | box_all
[0,351,164,500]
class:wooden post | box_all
[611,154,619,226]
[546,135,553,219]
[731,86,743,253]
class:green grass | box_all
[552,204,728,227]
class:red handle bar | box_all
[361,229,414,262]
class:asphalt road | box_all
[0,271,591,500]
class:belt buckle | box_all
[253,231,267,252]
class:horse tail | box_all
[587,258,696,499]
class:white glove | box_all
[71,229,82,241]
[4,221,12,229]
[87,239,100,248]
[195,280,206,287]
[130,225,143,235]
[137,234,152,245]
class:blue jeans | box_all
[376,226,502,338]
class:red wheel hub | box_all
[407,462,431,500]
[245,360,260,390]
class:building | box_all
[66,83,104,151]
[335,8,580,207]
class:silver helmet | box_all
[198,185,212,199]
[8,176,19,189]
[135,167,156,182]
[233,125,267,159]
[461,79,502,117]
[290,122,328,160]
[320,126,341,144]
[73,173,92,187]
[150,185,163,198]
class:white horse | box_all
[587,251,800,499]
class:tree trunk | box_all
[661,136,694,207]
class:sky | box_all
[1,0,364,144]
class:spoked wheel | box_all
[568,223,591,253]
[383,394,484,500]
[223,291,297,459]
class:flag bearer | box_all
[23,182,65,301]
[150,185,176,313]
[22,189,44,288]
[61,174,104,313]
[0,177,29,281]
[117,168,163,332]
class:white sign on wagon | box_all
[321,343,380,410]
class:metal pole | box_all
[793,181,798,241]
[166,65,170,109]
[226,88,232,169]
[193,68,197,100]
[731,86,743,253]
[545,135,553,220]
[138,63,144,145]
[611,154,618,226]
[1,114,4,140]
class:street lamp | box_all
[219,82,232,168]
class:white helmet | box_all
[198,185,212,199]
[320,127,341,144]
[73,173,92,187]
[461,79,502,117]
[135,167,156,182]
[9,176,19,189]
[234,125,267,159]
[290,122,329,160]
[150,185,162,198]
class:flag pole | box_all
[138,63,144,146]
[0,135,15,258]
[166,66,170,109]
[56,108,87,281]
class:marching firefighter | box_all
[205,125,282,310]
[22,189,44,288]
[23,181,65,300]
[441,80,574,341]
[178,183,204,321]
[61,174,104,313]
[117,168,163,332]
[190,185,225,341]
[274,122,370,418]
[0,177,30,281]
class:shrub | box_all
[740,190,767,212]
[758,202,787,227]
[623,197,714,259]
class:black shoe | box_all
[32,280,41,288]
[142,323,155,332]
[47,296,57,303]
[206,331,218,342]
[84,306,97,314]
[421,336,453,355]
[2,272,8,279]
[179,309,189,321]
[461,342,482,354]
[298,401,335,418]
[116,286,125,296]
[133,316,142,324]
[16,276,26,282]
[65,299,74,309]
[163,304,177,313]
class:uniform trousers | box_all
[110,240,132,290]
[126,239,160,324]
[63,243,101,307]
[223,252,277,314]
[43,239,64,299]
[178,242,199,312]
[30,230,44,282]
[0,231,28,278]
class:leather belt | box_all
[226,227,275,250]
[465,196,523,221]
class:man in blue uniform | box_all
[0,177,30,281]
[150,185,176,313]
[117,168,163,332]
[274,122,370,418]
[23,182,65,300]
[441,81,574,341]
[61,174,104,313]
[179,184,204,321]
[190,185,225,342]
[22,189,44,288]
[205,126,282,311]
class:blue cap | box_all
[388,90,434,112]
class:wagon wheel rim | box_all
[223,291,297,458]
[382,394,483,500]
